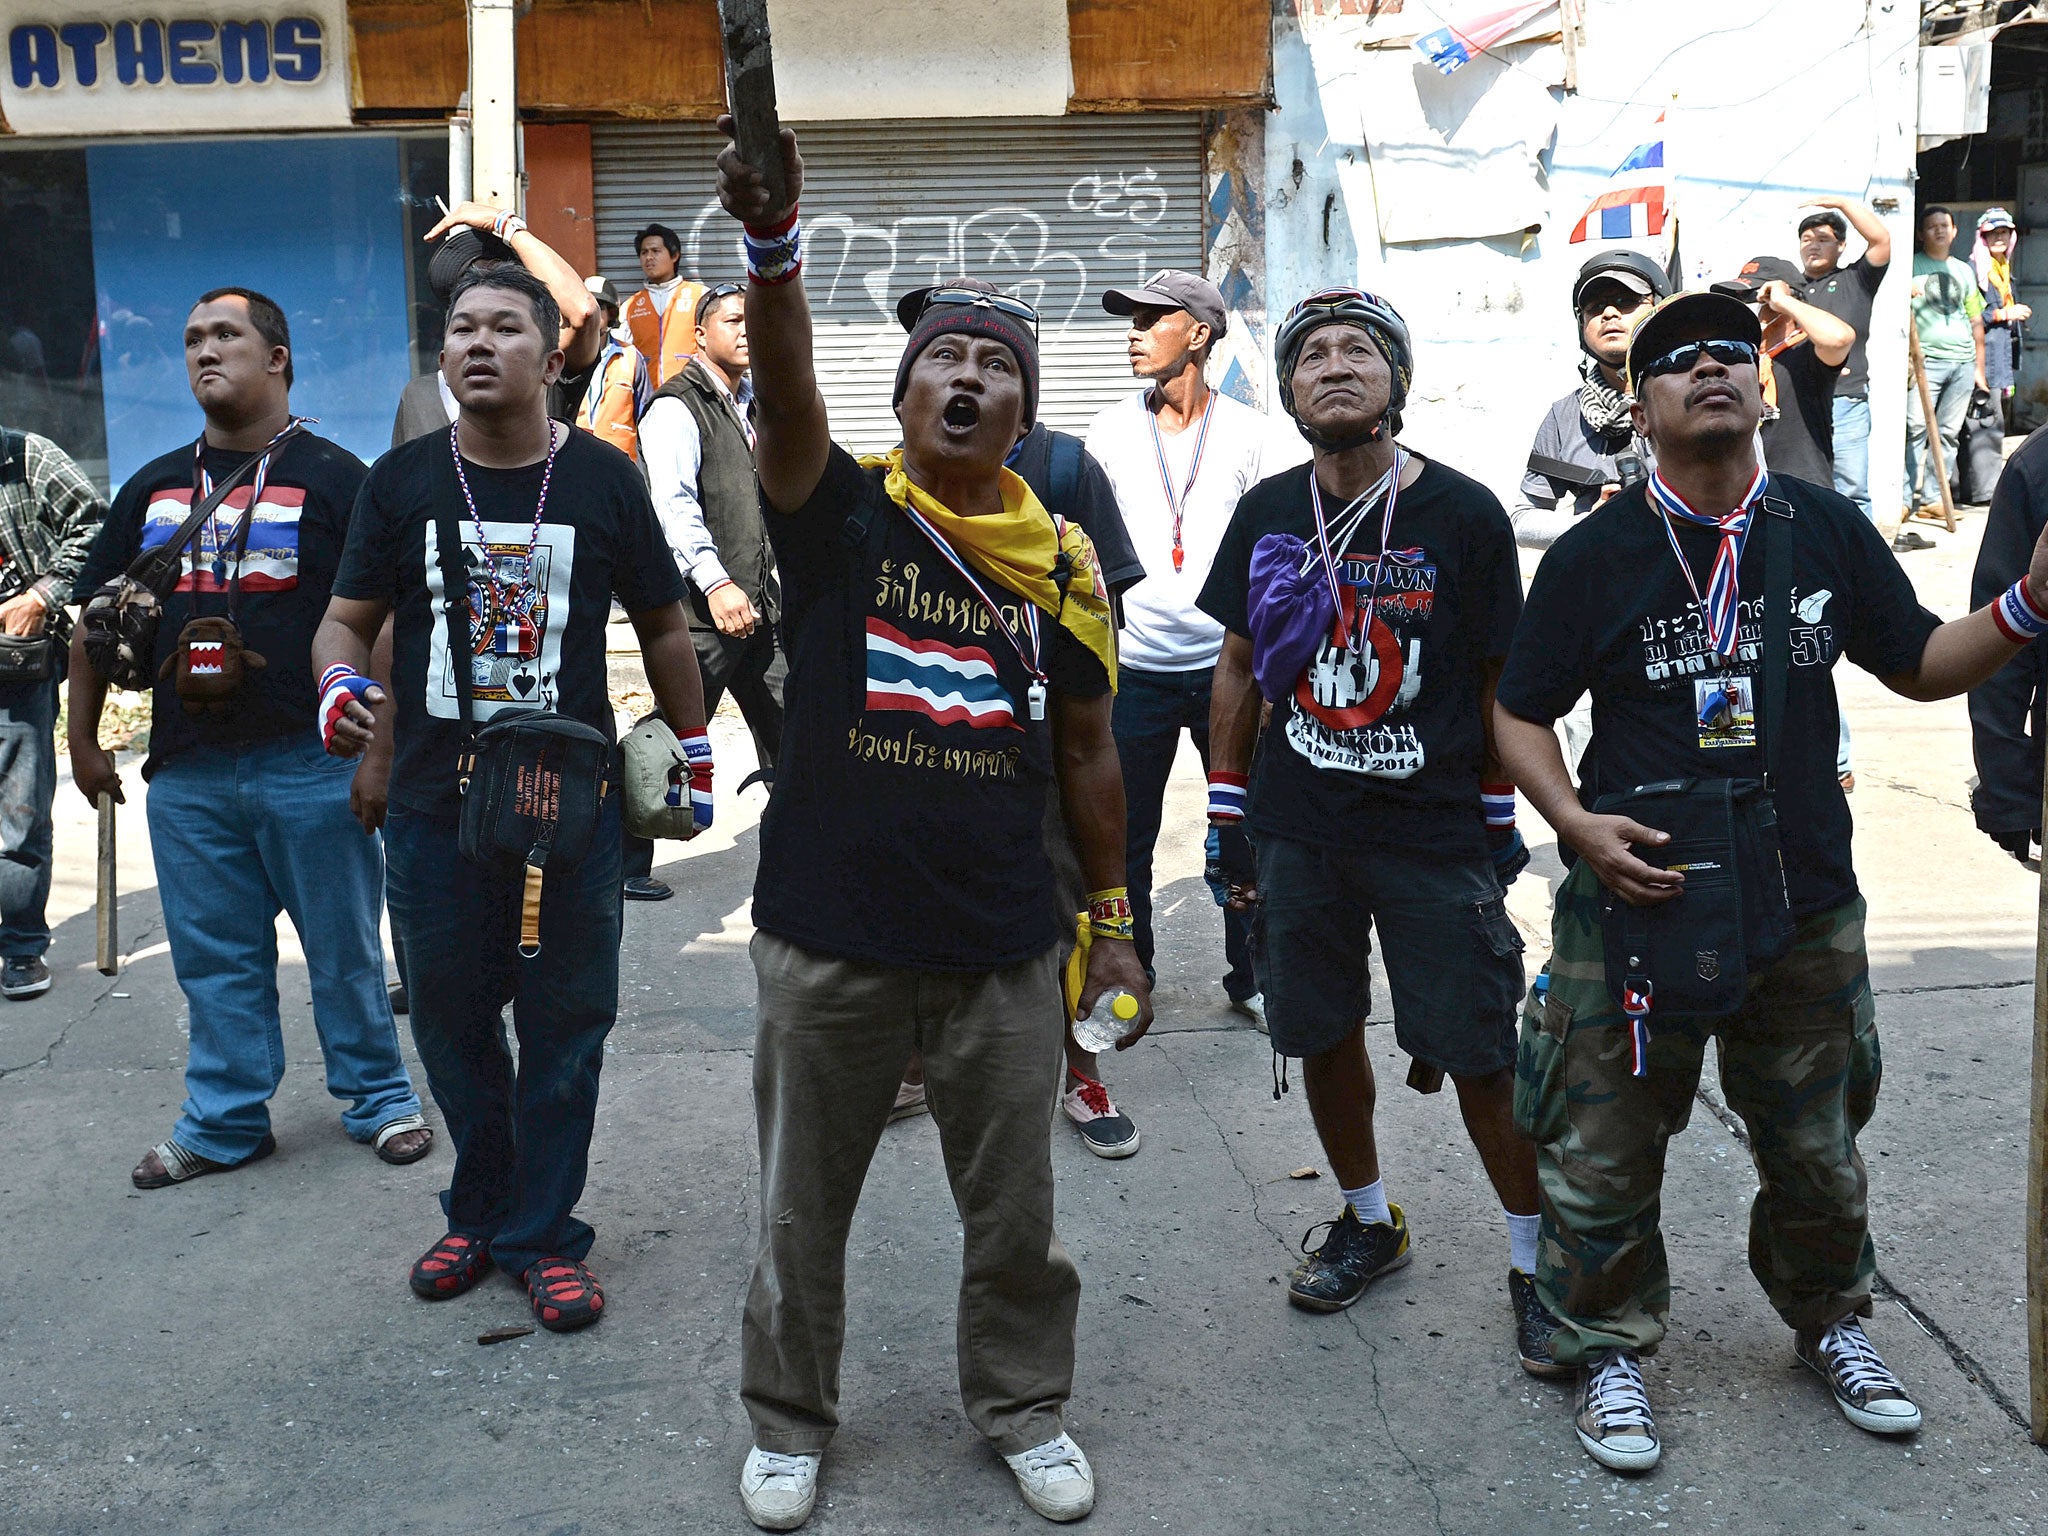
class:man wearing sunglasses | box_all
[1494,289,2048,1474]
[1513,250,1670,550]
[715,124,1149,1529]
[1198,289,1553,1375]
[627,280,784,900]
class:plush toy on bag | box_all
[621,717,715,840]
[161,616,266,715]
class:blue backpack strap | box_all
[1047,430,1083,521]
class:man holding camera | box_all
[1494,289,2048,1474]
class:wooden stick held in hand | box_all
[717,0,788,214]
[95,790,118,977]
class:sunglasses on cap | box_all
[1638,338,1760,380]
[917,287,1039,337]
[695,281,744,323]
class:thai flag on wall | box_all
[864,619,1019,730]
[1412,2,1557,76]
[1570,119,1670,243]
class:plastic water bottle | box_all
[1072,988,1141,1054]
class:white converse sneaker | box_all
[1797,1316,1923,1434]
[739,1446,821,1530]
[1003,1431,1095,1522]
[1573,1348,1660,1472]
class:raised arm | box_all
[1806,194,1890,270]
[713,117,830,513]
[425,201,603,373]
[1886,513,2048,700]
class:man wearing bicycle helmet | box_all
[1197,289,1556,1378]
[1512,250,1670,550]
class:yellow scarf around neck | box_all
[858,448,1118,691]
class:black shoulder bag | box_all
[81,423,305,691]
[1592,497,1798,1022]
[432,436,612,958]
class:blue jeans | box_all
[1111,664,1255,1000]
[1830,395,1873,523]
[385,795,623,1277]
[147,732,420,1164]
[1906,355,1975,507]
[0,669,59,957]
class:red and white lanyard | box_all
[1307,451,1405,619]
[897,501,1049,721]
[1149,393,1215,573]
[190,419,303,569]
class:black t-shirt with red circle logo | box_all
[1197,455,1523,855]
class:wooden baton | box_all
[716,0,789,214]
[95,790,118,977]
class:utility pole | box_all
[466,0,519,210]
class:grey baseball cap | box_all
[1101,269,1228,340]
[586,274,621,309]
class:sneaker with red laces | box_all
[524,1256,605,1332]
[1061,1068,1140,1159]
[409,1232,492,1299]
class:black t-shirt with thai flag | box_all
[1197,455,1523,856]
[77,431,366,780]
[754,446,1111,971]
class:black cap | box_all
[1721,254,1806,296]
[1624,292,1764,394]
[1571,249,1671,314]
[430,227,515,303]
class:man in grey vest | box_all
[629,281,785,898]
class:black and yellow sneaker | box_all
[1286,1202,1410,1312]
[1510,1269,1571,1379]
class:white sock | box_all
[1507,1210,1540,1275]
[1341,1179,1391,1227]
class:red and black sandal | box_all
[409,1232,493,1299]
[523,1256,605,1332]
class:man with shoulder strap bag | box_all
[1494,289,2048,1474]
[316,262,709,1335]
[0,421,104,1001]
[69,286,430,1190]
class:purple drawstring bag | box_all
[1247,532,1337,703]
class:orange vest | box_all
[575,341,650,462]
[625,280,706,387]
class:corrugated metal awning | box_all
[592,115,1205,451]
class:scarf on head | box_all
[857,448,1118,690]
[1577,355,1634,439]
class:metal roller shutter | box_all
[592,115,1205,452]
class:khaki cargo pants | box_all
[740,931,1079,1456]
[1514,862,1882,1365]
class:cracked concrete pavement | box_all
[4,513,2048,1533]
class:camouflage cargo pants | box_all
[1514,861,1881,1364]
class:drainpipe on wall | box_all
[449,94,473,207]
[467,0,520,211]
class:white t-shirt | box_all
[1084,386,1273,671]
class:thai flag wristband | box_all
[1207,771,1248,823]
[744,207,802,286]
[677,730,714,830]
[490,211,527,242]
[317,663,377,754]
[1482,782,1517,830]
[1992,577,2048,645]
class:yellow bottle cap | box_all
[1111,992,1140,1021]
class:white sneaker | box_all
[1573,1348,1660,1472]
[1797,1317,1923,1434]
[739,1446,821,1530]
[1004,1432,1095,1522]
[1230,991,1267,1033]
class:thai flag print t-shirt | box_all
[1197,455,1523,856]
[753,446,1112,971]
[76,430,367,779]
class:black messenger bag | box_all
[432,451,610,959]
[1591,497,1798,1020]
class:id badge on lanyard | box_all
[1695,675,1756,749]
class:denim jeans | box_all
[1906,355,1975,507]
[1830,395,1873,523]
[1111,664,1255,1000]
[146,732,420,1164]
[385,794,623,1278]
[0,669,59,957]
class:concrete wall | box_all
[1257,0,1922,523]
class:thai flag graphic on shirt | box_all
[864,618,1019,730]
[140,486,304,592]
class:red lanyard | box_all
[1148,392,1215,573]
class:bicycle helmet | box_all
[1273,288,1413,449]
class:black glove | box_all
[1991,825,2039,864]
[1204,822,1258,907]
[1488,825,1530,887]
